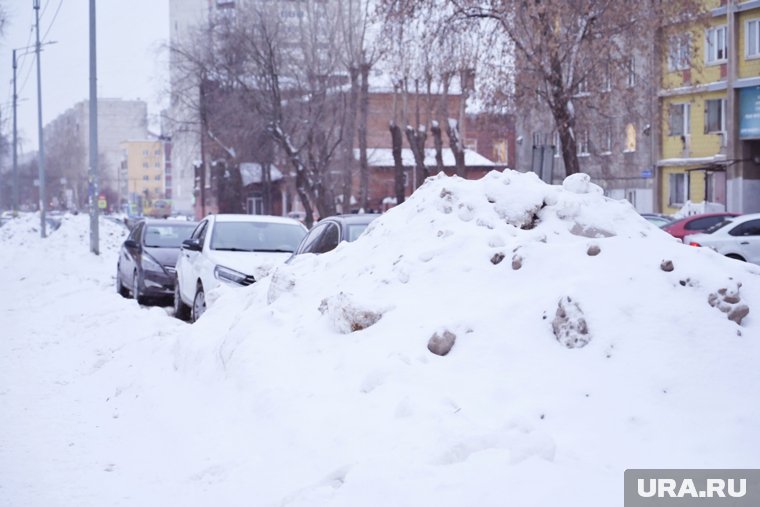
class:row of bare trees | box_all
[168,0,706,224]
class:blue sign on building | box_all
[739,86,760,139]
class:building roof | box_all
[240,163,284,186]
[353,148,497,168]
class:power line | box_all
[42,0,63,42]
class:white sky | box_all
[1,0,170,155]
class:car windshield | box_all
[210,221,306,252]
[346,223,371,242]
[144,224,197,248]
[704,218,734,234]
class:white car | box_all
[684,213,760,265]
[174,214,307,321]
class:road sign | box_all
[97,197,107,209]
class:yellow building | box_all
[120,140,165,214]
[657,0,760,214]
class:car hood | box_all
[207,250,292,280]
[144,246,182,267]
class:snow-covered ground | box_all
[1,171,759,507]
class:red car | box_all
[662,212,740,241]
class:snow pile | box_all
[3,172,760,507]
[175,170,759,505]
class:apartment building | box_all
[43,99,148,209]
[657,0,760,214]
[120,140,167,215]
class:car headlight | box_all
[214,265,253,286]
[142,253,165,273]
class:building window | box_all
[746,19,760,59]
[155,162,161,168]
[602,62,611,92]
[668,103,691,136]
[626,57,636,88]
[601,126,612,155]
[143,149,149,156]
[577,130,590,156]
[142,175,149,181]
[532,132,543,147]
[705,25,728,64]
[669,173,687,206]
[142,162,149,168]
[667,33,690,71]
[155,175,161,181]
[704,98,726,134]
[625,124,637,152]
[155,149,162,155]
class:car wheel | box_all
[132,271,148,305]
[191,283,206,323]
[116,264,129,298]
[173,276,191,321]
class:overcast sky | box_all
[1,0,170,155]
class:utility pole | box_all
[89,0,100,254]
[34,0,46,238]
[12,49,18,215]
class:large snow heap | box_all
[175,169,759,505]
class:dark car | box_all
[288,214,380,260]
[116,218,198,304]
[662,212,740,241]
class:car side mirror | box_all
[182,238,202,252]
[124,239,140,250]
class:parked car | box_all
[174,214,307,322]
[288,214,381,261]
[684,213,760,264]
[640,213,673,228]
[116,218,198,304]
[661,212,740,241]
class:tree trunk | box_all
[266,122,316,227]
[447,118,466,177]
[342,66,360,213]
[551,99,581,177]
[390,121,405,205]
[431,120,443,174]
[405,125,427,189]
[358,63,370,211]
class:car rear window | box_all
[144,224,197,248]
[704,218,734,234]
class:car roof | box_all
[668,212,739,224]
[139,218,199,226]
[319,214,381,225]
[209,213,305,226]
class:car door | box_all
[178,219,208,300]
[729,219,760,264]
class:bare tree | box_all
[451,0,706,176]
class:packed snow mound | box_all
[263,169,758,336]
[171,170,760,506]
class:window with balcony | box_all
[705,25,728,64]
